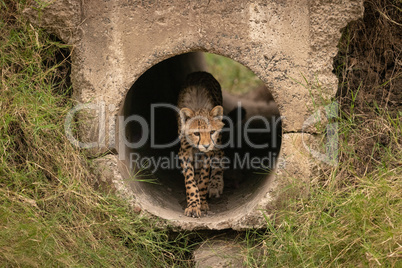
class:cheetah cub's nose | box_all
[202,144,210,150]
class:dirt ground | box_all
[333,0,401,175]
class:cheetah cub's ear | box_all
[179,107,194,127]
[210,105,223,121]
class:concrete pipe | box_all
[25,0,364,230]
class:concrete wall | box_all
[25,0,363,230]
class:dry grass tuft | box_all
[335,0,401,111]
[334,0,402,175]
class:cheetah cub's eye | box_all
[193,132,200,136]
[210,130,216,135]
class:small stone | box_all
[133,206,141,213]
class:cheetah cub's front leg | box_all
[197,153,211,212]
[207,149,224,198]
[179,148,202,218]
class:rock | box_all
[193,239,244,268]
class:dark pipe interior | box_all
[120,52,281,217]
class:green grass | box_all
[205,52,263,94]
[0,1,193,266]
[239,1,402,264]
[239,91,401,266]
[1,0,401,267]
[243,130,401,266]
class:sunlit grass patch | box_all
[241,106,401,267]
[205,52,263,95]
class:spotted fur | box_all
[177,72,225,217]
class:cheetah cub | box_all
[177,72,225,218]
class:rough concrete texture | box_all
[85,133,321,231]
[193,239,245,268]
[25,0,363,230]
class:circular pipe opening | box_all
[118,52,282,228]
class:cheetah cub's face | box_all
[179,105,224,152]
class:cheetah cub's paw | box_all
[208,188,220,198]
[208,178,224,198]
[184,206,202,218]
[200,202,209,211]
[208,185,221,198]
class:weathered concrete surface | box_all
[25,0,363,149]
[25,0,363,230]
[193,239,245,268]
[93,133,320,231]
